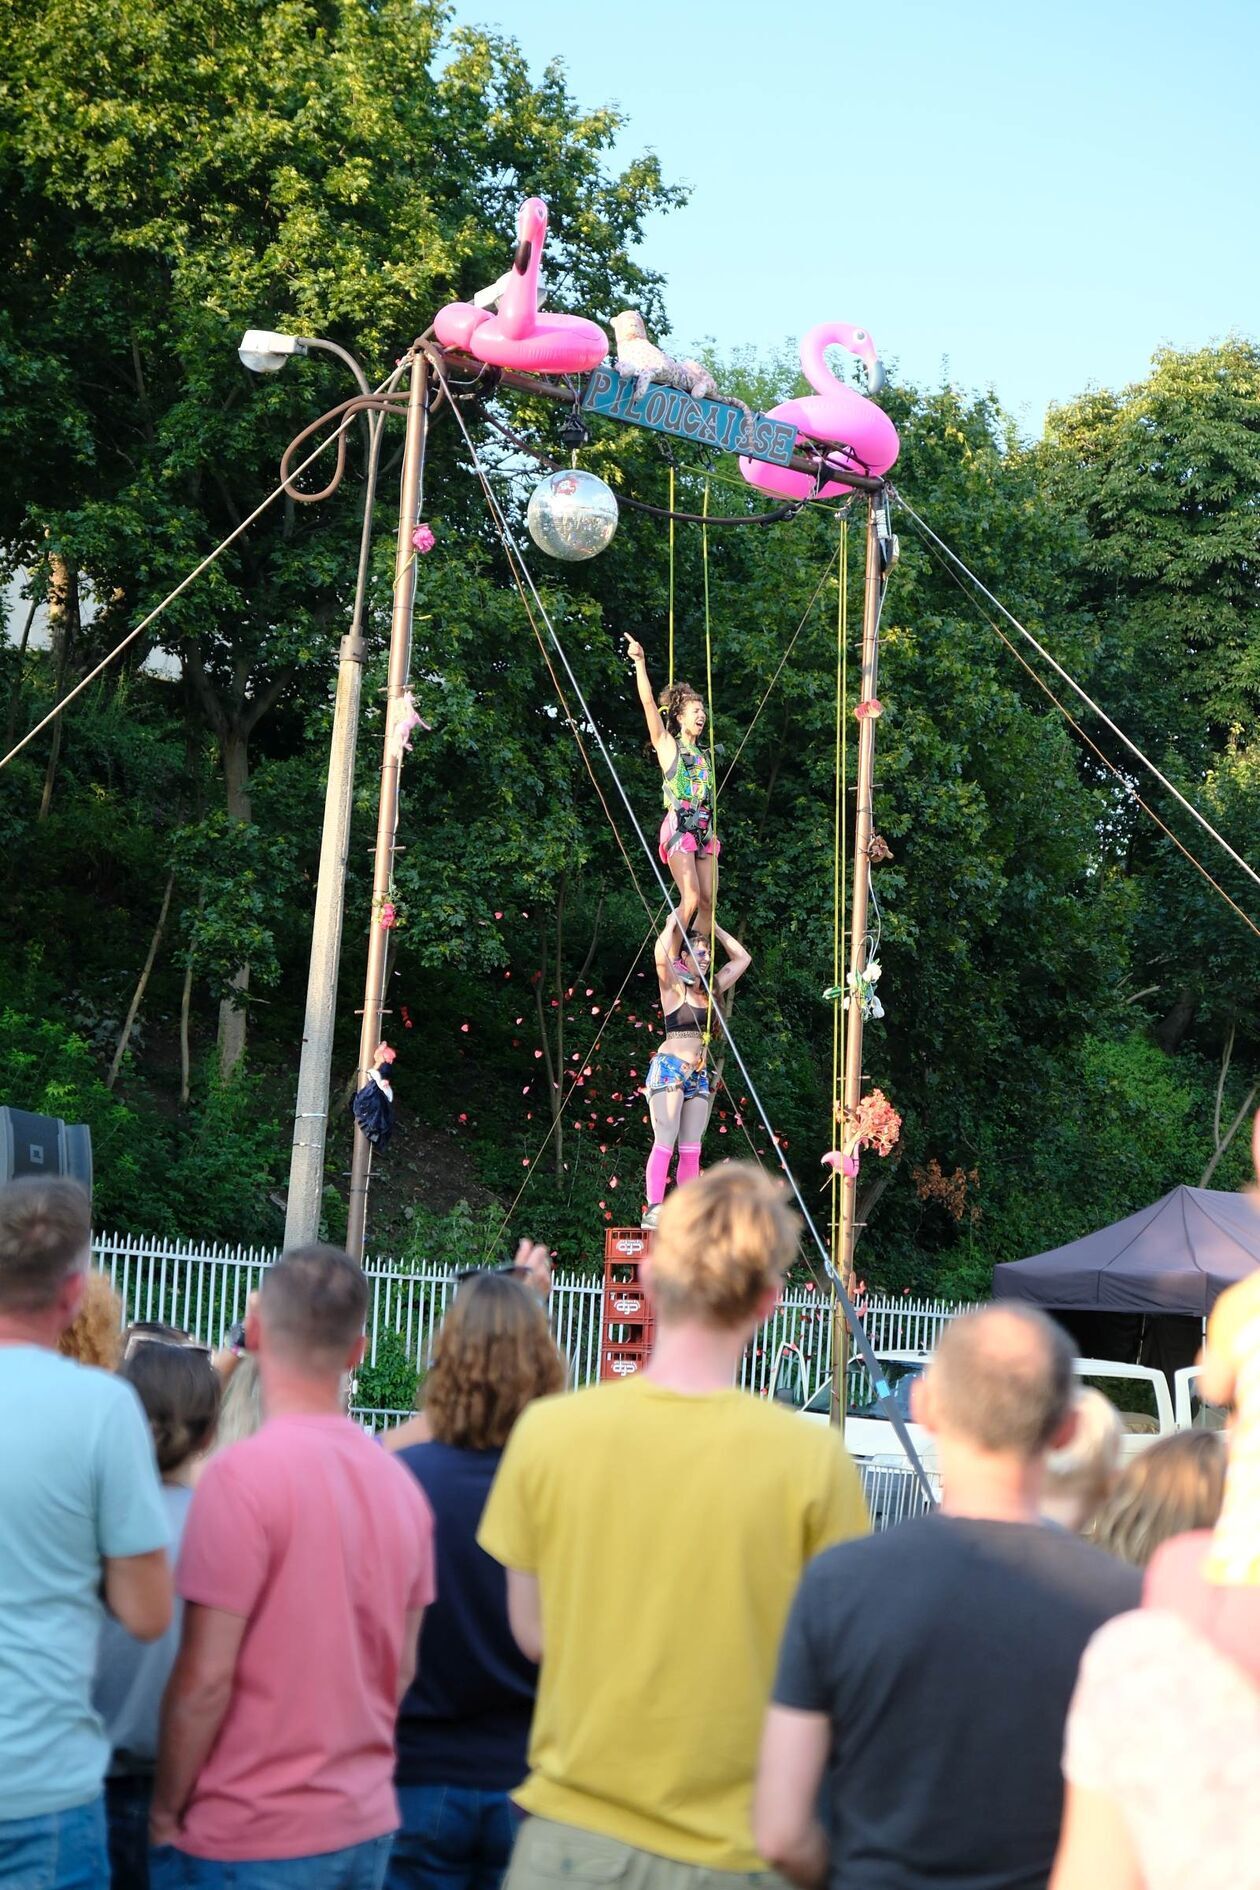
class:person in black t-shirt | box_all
[755,1305,1140,1890]
[389,1273,567,1890]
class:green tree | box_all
[0,0,681,1075]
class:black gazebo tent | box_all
[992,1185,1260,1318]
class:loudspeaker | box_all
[0,1108,93,1199]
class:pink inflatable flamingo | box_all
[433,198,608,376]
[739,323,899,500]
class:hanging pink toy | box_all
[739,323,900,501]
[434,199,608,377]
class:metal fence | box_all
[93,1230,965,1396]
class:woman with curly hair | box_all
[57,1268,124,1371]
[627,635,719,978]
[388,1273,566,1890]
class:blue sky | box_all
[458,0,1258,433]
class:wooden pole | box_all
[830,494,884,1427]
[346,350,429,1262]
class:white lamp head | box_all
[238,329,309,374]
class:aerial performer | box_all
[641,911,750,1229]
[626,636,719,976]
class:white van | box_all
[771,1342,1181,1468]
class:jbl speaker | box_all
[0,1108,93,1199]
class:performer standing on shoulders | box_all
[627,636,719,980]
[642,912,750,1229]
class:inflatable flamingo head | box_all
[803,322,885,397]
[513,197,549,270]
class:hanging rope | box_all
[701,479,719,1004]
[668,466,676,686]
[829,520,849,1274]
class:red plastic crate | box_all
[603,1282,650,1324]
[604,1228,650,1266]
[601,1343,651,1380]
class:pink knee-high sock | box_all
[645,1143,674,1205]
[675,1143,703,1186]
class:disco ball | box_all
[526,469,619,562]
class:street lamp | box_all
[239,327,383,1250]
[239,329,371,398]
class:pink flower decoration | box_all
[411,523,436,554]
[854,697,884,721]
[379,901,397,930]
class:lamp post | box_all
[239,328,384,1251]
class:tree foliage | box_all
[1,4,1256,1283]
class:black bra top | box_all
[664,999,709,1035]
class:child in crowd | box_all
[93,1339,220,1889]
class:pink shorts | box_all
[658,809,721,864]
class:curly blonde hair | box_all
[425,1274,566,1449]
[650,1162,799,1329]
[57,1269,124,1371]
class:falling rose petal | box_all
[534,1050,543,1059]
[515,1017,523,1025]
[599,1144,607,1153]
[591,1006,600,1015]
[609,1176,619,1188]
[460,1023,470,1033]
[604,1212,612,1222]
[494,911,503,919]
[718,1126,727,1134]
[522,1086,531,1094]
[458,1112,468,1123]
[599,1201,606,1210]
[521,1158,530,1166]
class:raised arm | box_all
[626,637,675,769]
[654,908,688,983]
[712,921,751,994]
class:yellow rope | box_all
[702,479,719,1035]
[830,520,849,1276]
[668,467,676,686]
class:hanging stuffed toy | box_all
[352,1042,397,1150]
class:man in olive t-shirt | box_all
[480,1165,868,1890]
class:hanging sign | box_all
[582,366,799,469]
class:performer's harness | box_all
[662,744,714,845]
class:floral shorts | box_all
[644,1052,711,1100]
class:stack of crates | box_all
[600,1227,654,1380]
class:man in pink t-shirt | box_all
[149,1245,435,1889]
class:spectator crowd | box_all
[1,1151,1258,1890]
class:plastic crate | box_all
[603,1282,650,1324]
[601,1343,651,1380]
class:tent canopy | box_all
[992,1186,1260,1318]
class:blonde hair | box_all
[1089,1430,1227,1567]
[649,1163,799,1329]
[425,1274,566,1449]
[212,1354,264,1450]
[57,1268,124,1371]
[1042,1388,1124,1530]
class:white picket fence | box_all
[92,1229,965,1396]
